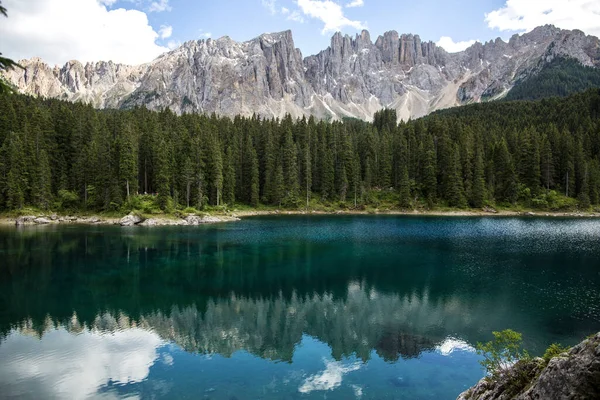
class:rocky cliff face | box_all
[458,332,600,400]
[4,25,600,121]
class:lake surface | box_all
[1,216,600,400]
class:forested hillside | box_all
[1,89,600,214]
[505,57,600,101]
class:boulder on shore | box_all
[15,216,37,226]
[458,332,600,399]
[119,213,144,226]
[33,217,51,225]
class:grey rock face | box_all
[4,25,599,121]
[458,332,600,400]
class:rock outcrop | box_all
[4,25,599,121]
[458,332,600,400]
[119,213,145,226]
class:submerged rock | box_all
[458,332,600,400]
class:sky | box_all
[1,0,600,66]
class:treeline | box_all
[506,57,600,101]
[1,89,600,212]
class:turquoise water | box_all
[1,216,599,399]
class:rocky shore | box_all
[458,332,600,400]
[2,209,599,227]
[7,213,239,227]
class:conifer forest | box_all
[1,89,600,213]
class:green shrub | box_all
[476,329,529,378]
[543,343,569,363]
[57,189,79,210]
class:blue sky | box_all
[146,0,506,55]
[2,0,600,65]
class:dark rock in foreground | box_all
[458,332,600,399]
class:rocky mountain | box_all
[4,25,600,121]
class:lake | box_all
[1,216,599,399]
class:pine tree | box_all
[282,129,299,205]
[422,135,437,207]
[540,134,554,191]
[249,146,259,206]
[446,145,467,208]
[494,139,519,204]
[33,149,52,209]
[578,161,591,208]
[155,139,171,210]
[471,144,486,208]
[223,147,236,206]
[273,163,284,207]
[321,147,334,201]
[181,156,194,208]
[398,166,411,208]
[118,123,138,199]
[6,131,26,209]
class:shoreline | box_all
[1,208,599,227]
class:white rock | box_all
[120,214,143,226]
[15,216,37,226]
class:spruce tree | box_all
[223,147,236,206]
[398,166,411,208]
[471,144,486,208]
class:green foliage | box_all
[57,189,79,210]
[506,57,600,101]
[182,206,200,215]
[476,329,530,378]
[2,89,600,213]
[543,343,569,363]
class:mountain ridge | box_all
[4,24,600,121]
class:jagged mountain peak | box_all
[4,25,600,121]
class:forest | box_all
[505,57,600,101]
[1,88,600,214]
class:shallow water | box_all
[0,216,599,399]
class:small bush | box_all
[57,189,79,210]
[543,343,569,363]
[476,329,529,378]
[182,207,200,215]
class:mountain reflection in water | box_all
[1,216,599,399]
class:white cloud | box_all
[298,359,361,393]
[265,2,303,23]
[158,24,173,39]
[0,0,170,65]
[99,0,118,5]
[0,327,163,399]
[436,36,477,53]
[262,0,277,15]
[287,10,305,23]
[148,0,171,12]
[485,0,600,37]
[346,0,364,7]
[297,0,366,33]
[199,30,212,39]
[435,337,475,356]
[167,40,180,50]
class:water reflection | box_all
[1,217,599,399]
[0,322,163,399]
[2,282,474,363]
